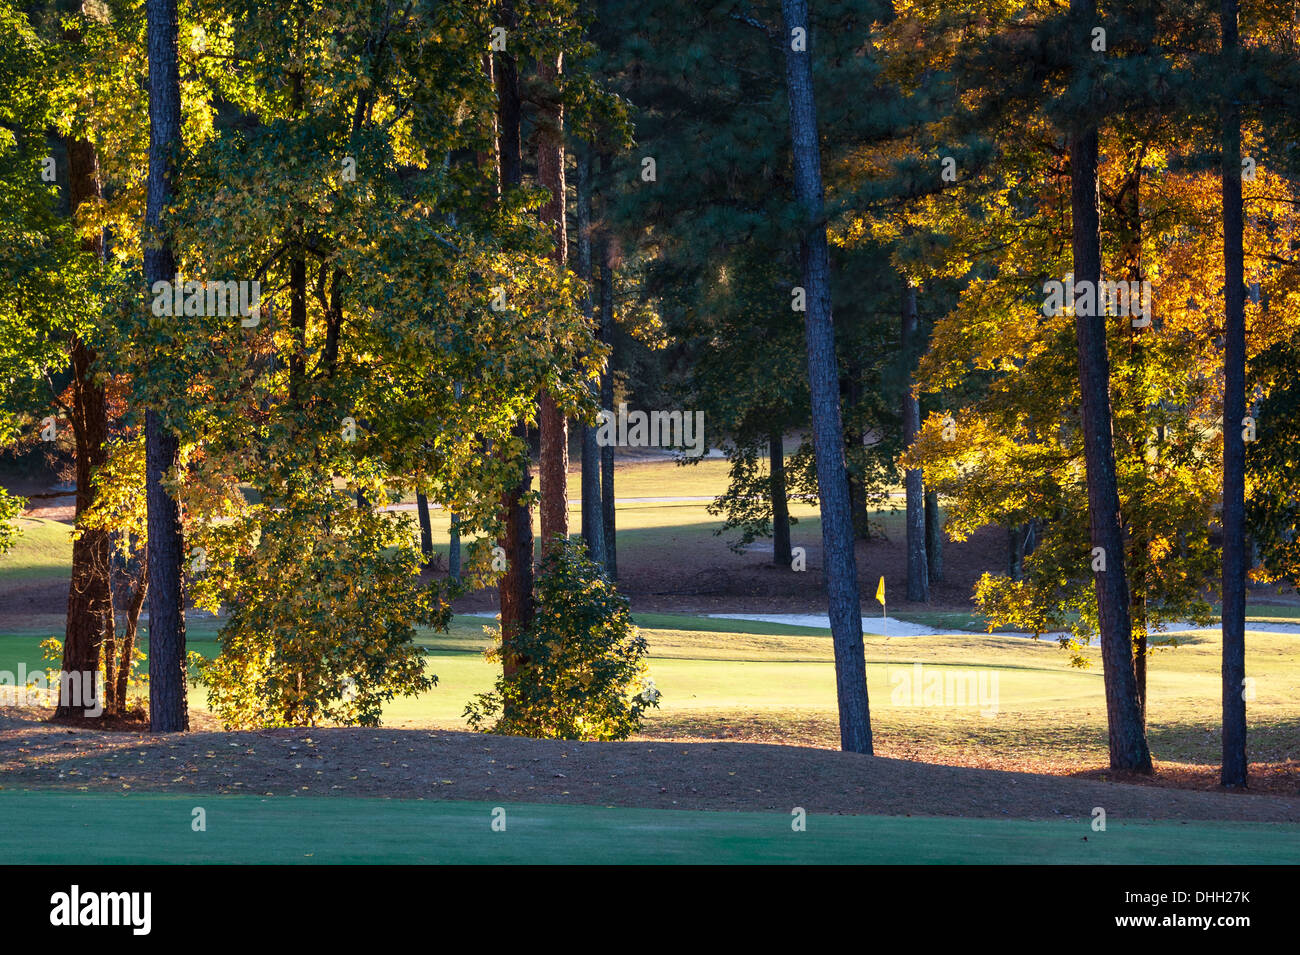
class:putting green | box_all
[1,791,1295,864]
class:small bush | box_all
[465,539,659,740]
[0,489,22,556]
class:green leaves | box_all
[197,477,443,729]
[465,538,657,741]
[0,488,22,556]
[1247,334,1300,583]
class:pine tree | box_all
[495,0,536,685]
[1218,0,1247,789]
[143,0,188,733]
[782,0,871,753]
[575,144,607,567]
[1069,0,1150,773]
[536,47,569,552]
[901,279,928,602]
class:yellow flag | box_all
[876,575,886,606]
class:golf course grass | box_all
[2,790,1295,864]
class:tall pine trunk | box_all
[781,0,872,754]
[844,364,869,540]
[144,0,188,732]
[537,52,569,553]
[599,213,618,580]
[494,9,533,681]
[58,134,114,719]
[902,280,928,602]
[576,144,606,566]
[770,430,792,567]
[1219,0,1248,788]
[1121,156,1150,731]
[1069,0,1148,773]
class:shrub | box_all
[196,490,440,728]
[0,489,22,556]
[465,539,659,740]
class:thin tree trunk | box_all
[57,134,114,719]
[449,514,461,580]
[460,54,490,592]
[144,0,188,732]
[902,280,928,602]
[416,491,434,559]
[1134,594,1148,727]
[494,5,533,682]
[288,257,307,404]
[1121,154,1149,733]
[770,430,792,567]
[499,423,534,685]
[1008,524,1025,581]
[576,144,606,566]
[925,490,944,583]
[580,397,604,565]
[537,52,569,554]
[287,70,307,407]
[1069,0,1148,773]
[1220,0,1248,788]
[599,211,618,580]
[116,552,148,713]
[781,0,872,754]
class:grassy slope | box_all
[1,791,1294,864]
[0,518,72,583]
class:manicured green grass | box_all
[1,791,1293,864]
[0,632,61,673]
[0,518,72,584]
[631,612,831,637]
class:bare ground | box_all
[1,707,1297,822]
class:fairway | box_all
[2,791,1296,865]
[3,606,1298,779]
